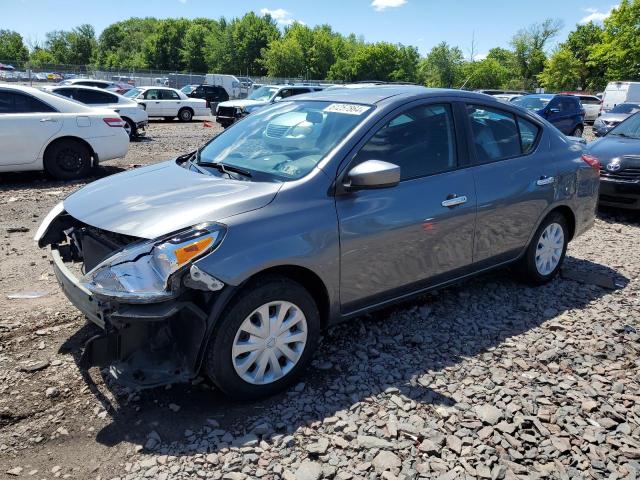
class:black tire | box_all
[123,117,136,139]
[515,212,569,285]
[572,125,584,137]
[43,140,93,180]
[204,276,320,400]
[178,108,193,122]
[163,116,174,121]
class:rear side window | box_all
[0,92,56,114]
[74,89,116,104]
[517,117,540,154]
[353,103,457,181]
[467,105,521,162]
[160,89,180,100]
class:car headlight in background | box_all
[81,222,226,303]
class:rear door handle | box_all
[536,176,555,186]
[441,195,468,208]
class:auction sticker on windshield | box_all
[324,103,371,115]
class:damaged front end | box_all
[36,203,228,388]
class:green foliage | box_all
[538,48,582,90]
[0,29,29,63]
[461,58,512,90]
[418,42,464,87]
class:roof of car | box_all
[295,85,496,105]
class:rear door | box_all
[336,101,477,312]
[464,103,555,266]
[0,90,62,166]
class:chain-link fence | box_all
[0,60,333,96]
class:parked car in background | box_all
[186,84,230,113]
[586,112,640,210]
[180,84,198,95]
[58,78,131,95]
[205,74,243,99]
[494,94,523,103]
[36,86,598,398]
[215,84,325,127]
[123,87,209,121]
[602,81,640,113]
[593,103,640,137]
[511,94,585,136]
[575,94,601,123]
[0,85,128,179]
[48,85,148,139]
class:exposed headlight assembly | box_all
[81,223,226,303]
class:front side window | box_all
[352,104,457,181]
[249,86,278,102]
[196,100,373,181]
[123,88,142,98]
[467,105,521,162]
[144,89,160,100]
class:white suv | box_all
[0,85,129,179]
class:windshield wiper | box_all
[196,161,253,178]
[177,150,197,162]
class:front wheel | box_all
[204,276,320,399]
[515,212,569,285]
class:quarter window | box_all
[353,104,457,181]
[517,117,540,154]
[467,105,521,162]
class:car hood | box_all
[218,99,267,108]
[63,160,282,239]
[598,113,630,123]
[587,136,640,163]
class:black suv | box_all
[187,85,230,113]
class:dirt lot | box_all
[0,123,638,480]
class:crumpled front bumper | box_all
[51,247,209,388]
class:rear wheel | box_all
[515,212,569,285]
[122,117,136,139]
[178,108,193,122]
[44,140,93,180]
[204,276,320,399]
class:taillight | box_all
[581,154,600,173]
[103,117,125,128]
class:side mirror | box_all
[273,96,283,102]
[548,107,560,114]
[344,160,400,191]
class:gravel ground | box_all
[0,124,639,480]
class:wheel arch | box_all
[43,136,98,165]
[548,204,576,240]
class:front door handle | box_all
[536,176,555,186]
[441,195,468,208]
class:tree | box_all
[0,30,29,63]
[418,42,464,87]
[228,12,280,75]
[461,58,512,89]
[143,19,190,70]
[590,0,640,83]
[326,41,418,82]
[564,22,604,90]
[538,48,582,90]
[66,24,97,65]
[94,18,159,69]
[511,18,563,89]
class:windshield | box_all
[610,103,640,114]
[608,112,640,138]
[181,85,196,94]
[123,88,141,98]
[196,100,373,181]
[249,86,278,102]
[511,96,551,111]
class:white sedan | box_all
[123,87,209,121]
[47,85,148,139]
[0,85,129,180]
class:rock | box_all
[295,461,323,480]
[372,451,401,473]
[551,436,571,453]
[167,403,181,412]
[306,437,329,455]
[581,400,598,413]
[18,360,50,373]
[474,404,503,425]
[357,435,394,449]
[446,434,462,454]
[6,467,23,476]
[45,386,59,398]
[418,439,439,454]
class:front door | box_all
[160,89,181,116]
[464,103,556,265]
[143,89,162,116]
[336,102,477,312]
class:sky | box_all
[3,0,617,58]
